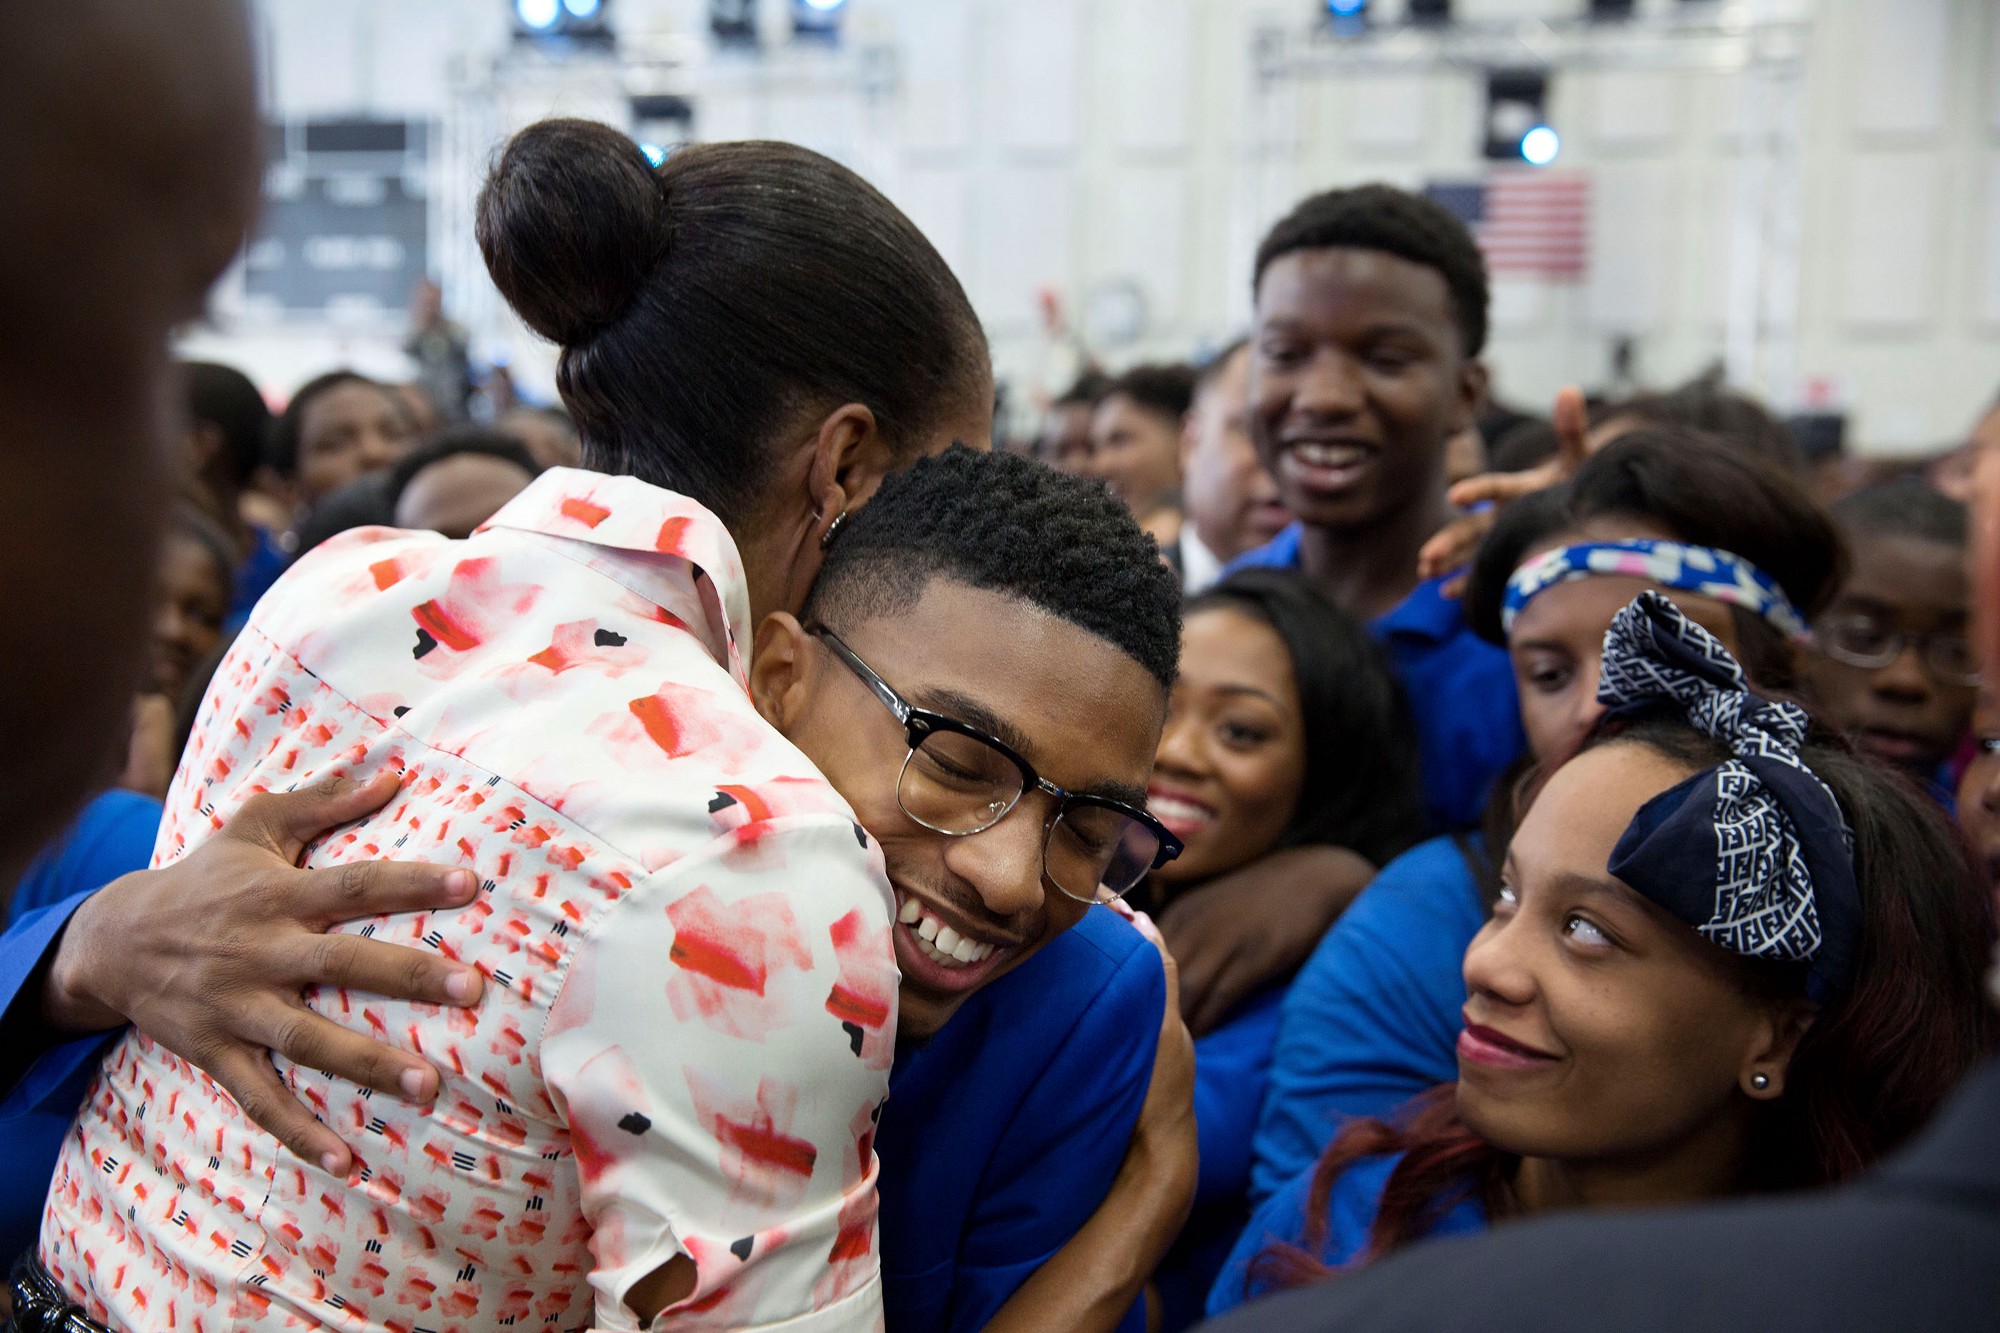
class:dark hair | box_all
[1052,368,1115,410]
[181,361,271,485]
[1254,184,1489,357]
[1831,477,1966,548]
[478,119,988,527]
[1193,337,1250,397]
[167,501,238,588]
[1485,417,1559,474]
[1258,717,1995,1289]
[385,427,543,512]
[804,446,1181,690]
[270,371,398,478]
[1464,428,1846,690]
[1102,362,1196,423]
[1598,377,1804,474]
[1184,570,1426,866]
[288,473,394,561]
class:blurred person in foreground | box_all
[386,428,543,539]
[0,0,506,1303]
[1173,341,1289,595]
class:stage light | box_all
[801,0,846,9]
[639,142,668,167]
[516,0,560,29]
[1482,68,1551,161]
[792,0,846,41]
[512,0,613,48]
[1327,0,1368,16]
[564,0,601,15]
[1520,125,1560,165]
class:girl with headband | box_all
[1252,429,1850,1200]
[1209,592,1995,1314]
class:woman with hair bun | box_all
[34,120,1070,1333]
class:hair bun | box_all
[476,118,669,346]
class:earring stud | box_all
[1750,1073,1770,1091]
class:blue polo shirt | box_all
[1249,834,1486,1205]
[879,904,1162,1333]
[1,893,1163,1331]
[6,789,162,927]
[1207,1149,1487,1316]
[1227,525,1523,832]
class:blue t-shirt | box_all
[1227,525,1523,832]
[878,904,1163,1333]
[1154,984,1287,1331]
[0,791,161,1261]
[1249,834,1486,1205]
[1207,1149,1487,1317]
[227,522,290,634]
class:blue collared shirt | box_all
[1227,525,1524,832]
[879,905,1161,1333]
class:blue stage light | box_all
[1520,124,1560,165]
[564,0,601,15]
[801,0,846,10]
[1327,0,1367,14]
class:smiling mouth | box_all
[896,892,1003,967]
[1146,789,1215,838]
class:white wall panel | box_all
[1091,165,1188,325]
[1586,165,1670,331]
[898,0,974,153]
[974,165,1075,331]
[1346,75,1426,154]
[1104,0,1193,152]
[988,0,1082,153]
[1851,0,1949,137]
[1840,155,1938,330]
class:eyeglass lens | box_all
[897,729,1159,899]
[1823,615,1976,683]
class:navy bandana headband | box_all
[1596,591,1862,1000]
[1504,539,1811,642]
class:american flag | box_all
[1425,171,1591,279]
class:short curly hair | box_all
[1254,183,1489,357]
[805,446,1182,689]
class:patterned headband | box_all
[1594,591,1862,1000]
[1503,539,1811,642]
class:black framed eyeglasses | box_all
[1814,611,1978,688]
[811,628,1181,904]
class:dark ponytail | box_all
[477,119,988,525]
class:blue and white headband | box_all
[1503,539,1811,642]
[1596,591,1861,1000]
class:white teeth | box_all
[902,905,1000,968]
[1148,795,1212,823]
[1294,442,1367,467]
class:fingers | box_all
[290,929,483,1007]
[200,1042,355,1177]
[294,859,480,934]
[1416,508,1497,581]
[1552,384,1590,465]
[257,994,447,1104]
[234,771,407,861]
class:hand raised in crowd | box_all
[1417,384,1592,593]
[1158,845,1378,1037]
[42,772,485,1176]
[985,901,1198,1333]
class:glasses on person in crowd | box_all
[810,627,1181,903]
[1814,611,1979,687]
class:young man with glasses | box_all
[27,448,1190,1333]
[1803,480,1974,802]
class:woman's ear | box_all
[748,611,815,736]
[806,401,895,543]
[1740,998,1817,1100]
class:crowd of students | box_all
[5,7,2000,1332]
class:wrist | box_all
[41,890,126,1034]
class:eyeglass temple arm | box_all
[817,631,913,724]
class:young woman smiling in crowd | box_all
[1141,569,1426,1328]
[1210,594,1996,1314]
[1249,428,1849,1200]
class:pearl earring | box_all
[1750,1073,1770,1091]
